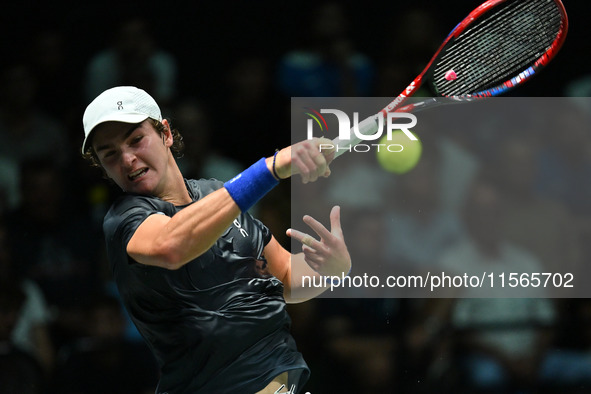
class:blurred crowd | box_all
[1,1,590,393]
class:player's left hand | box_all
[286,206,351,276]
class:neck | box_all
[156,156,193,206]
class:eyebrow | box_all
[95,123,142,153]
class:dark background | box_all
[1,1,590,393]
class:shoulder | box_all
[106,193,168,218]
[185,178,224,198]
[103,194,171,237]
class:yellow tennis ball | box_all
[376,130,422,174]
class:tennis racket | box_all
[333,0,568,157]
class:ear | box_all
[161,119,174,148]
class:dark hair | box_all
[82,118,185,171]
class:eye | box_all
[102,150,116,160]
[131,135,143,145]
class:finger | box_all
[316,137,336,158]
[287,228,321,249]
[295,141,329,183]
[302,244,323,258]
[318,142,336,172]
[299,151,318,182]
[302,254,324,272]
[329,206,344,237]
[302,149,325,183]
[311,154,327,182]
[324,150,336,166]
[302,234,319,249]
[295,150,323,184]
[290,155,309,184]
[303,214,333,241]
[286,228,307,243]
[301,244,325,262]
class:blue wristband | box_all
[224,158,279,212]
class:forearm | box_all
[161,188,241,265]
[133,187,241,268]
[140,153,282,268]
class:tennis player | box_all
[81,86,351,394]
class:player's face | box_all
[92,120,173,196]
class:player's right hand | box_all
[270,137,335,183]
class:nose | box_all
[121,148,136,168]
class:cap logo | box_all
[117,100,123,110]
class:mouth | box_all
[128,168,148,181]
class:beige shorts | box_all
[257,372,289,394]
[256,372,288,394]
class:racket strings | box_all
[438,0,561,94]
[469,7,559,86]
[433,0,563,96]
[445,1,560,93]
[437,0,558,93]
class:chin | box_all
[126,181,155,196]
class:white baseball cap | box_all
[82,86,162,154]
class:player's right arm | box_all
[126,188,240,269]
[126,138,335,270]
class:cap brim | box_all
[81,113,150,154]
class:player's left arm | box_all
[264,206,351,303]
